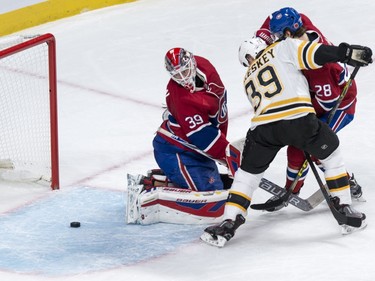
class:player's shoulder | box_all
[195,55,216,72]
[280,37,318,50]
[272,37,299,52]
[195,55,211,64]
[300,13,331,44]
[300,13,320,34]
[196,55,224,88]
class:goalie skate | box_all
[200,232,228,248]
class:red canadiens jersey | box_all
[260,14,357,117]
[158,56,229,160]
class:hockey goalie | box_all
[126,47,242,225]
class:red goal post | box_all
[0,33,59,189]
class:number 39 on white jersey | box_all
[244,38,323,129]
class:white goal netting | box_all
[0,34,59,189]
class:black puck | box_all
[70,221,81,228]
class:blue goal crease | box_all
[0,187,205,276]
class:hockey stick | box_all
[158,127,324,211]
[305,153,362,227]
[251,160,308,211]
[258,178,324,211]
[326,66,360,123]
[251,66,360,211]
[157,127,228,166]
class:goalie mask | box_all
[238,37,268,67]
[165,47,197,92]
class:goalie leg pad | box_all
[126,174,145,224]
[139,187,229,225]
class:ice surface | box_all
[0,0,374,280]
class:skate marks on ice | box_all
[0,187,204,276]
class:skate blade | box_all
[200,232,227,248]
[341,219,367,235]
[353,196,366,203]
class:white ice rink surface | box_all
[0,0,374,280]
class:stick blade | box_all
[339,215,363,228]
[250,194,288,211]
[341,219,367,235]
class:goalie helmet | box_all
[165,47,197,92]
[269,7,303,40]
[238,37,268,67]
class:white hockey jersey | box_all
[244,38,323,129]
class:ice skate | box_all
[349,173,366,202]
[200,214,245,247]
[331,196,367,234]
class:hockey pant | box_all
[286,110,354,193]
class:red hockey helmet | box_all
[165,48,197,91]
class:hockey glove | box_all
[225,144,241,178]
[255,28,273,45]
[338,43,373,67]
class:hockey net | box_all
[0,34,59,189]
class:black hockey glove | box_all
[338,43,373,67]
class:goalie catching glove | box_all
[338,43,373,67]
[225,144,241,178]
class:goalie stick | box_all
[251,66,361,211]
[157,127,228,166]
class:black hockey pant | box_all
[241,113,339,174]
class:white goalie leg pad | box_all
[136,188,160,224]
[126,173,145,224]
[139,187,229,225]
